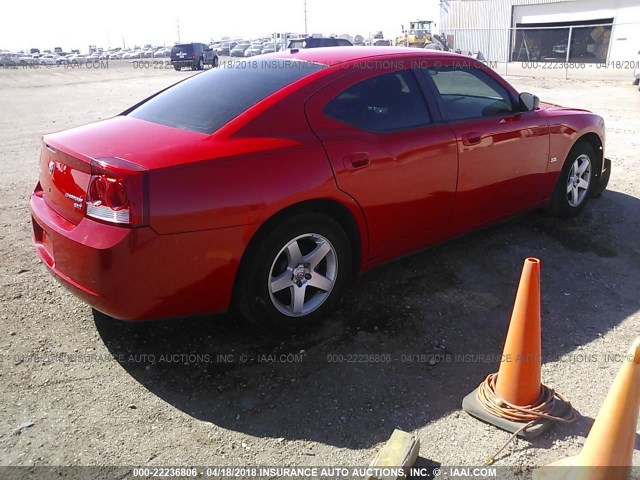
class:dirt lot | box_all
[0,60,639,477]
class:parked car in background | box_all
[170,43,217,70]
[216,42,236,56]
[67,54,88,64]
[40,54,67,65]
[21,54,39,65]
[30,48,610,327]
[287,37,353,49]
[261,43,277,54]
[1,53,28,66]
[244,43,263,57]
[230,42,250,57]
[153,48,170,58]
[0,53,15,66]
[37,55,57,66]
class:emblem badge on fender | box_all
[48,160,55,174]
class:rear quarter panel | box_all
[148,137,340,233]
[146,72,372,270]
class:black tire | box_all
[547,141,599,217]
[212,56,218,68]
[174,65,181,71]
[633,77,640,86]
[591,158,611,198]
[235,213,351,329]
[196,57,204,70]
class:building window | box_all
[512,19,613,63]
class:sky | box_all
[1,0,440,52]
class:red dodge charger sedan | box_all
[30,48,610,327]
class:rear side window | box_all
[324,70,432,132]
[127,60,325,134]
[424,67,514,121]
[288,40,305,49]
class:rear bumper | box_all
[170,60,196,67]
[30,188,250,321]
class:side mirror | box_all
[519,92,540,111]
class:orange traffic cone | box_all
[462,258,574,446]
[495,257,542,406]
[533,337,640,480]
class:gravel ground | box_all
[0,60,639,478]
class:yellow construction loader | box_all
[395,20,434,48]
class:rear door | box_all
[305,67,459,259]
[418,63,550,230]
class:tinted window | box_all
[424,67,514,121]
[128,60,325,134]
[171,44,195,57]
[288,40,305,49]
[324,70,431,132]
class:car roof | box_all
[269,46,456,65]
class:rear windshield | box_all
[287,38,352,49]
[171,44,194,56]
[127,60,326,134]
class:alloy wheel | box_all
[566,154,591,207]
[268,233,338,317]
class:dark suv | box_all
[286,37,353,49]
[170,43,218,71]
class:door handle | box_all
[462,132,482,146]
[343,152,371,170]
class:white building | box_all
[438,0,640,63]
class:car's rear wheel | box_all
[236,213,351,329]
[196,57,204,70]
[174,65,181,71]
[547,142,598,216]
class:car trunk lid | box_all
[38,142,91,225]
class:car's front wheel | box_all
[174,65,181,71]
[547,142,598,216]
[236,214,351,328]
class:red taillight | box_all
[86,157,148,227]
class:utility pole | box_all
[177,19,181,43]
[304,0,308,35]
